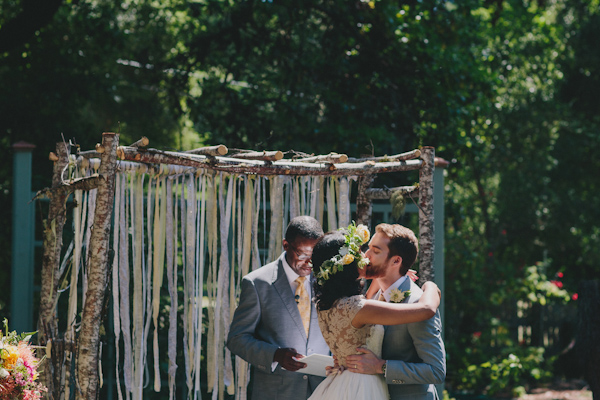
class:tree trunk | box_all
[577,280,600,400]
[38,142,70,400]
[75,133,119,400]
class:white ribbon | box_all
[165,177,177,400]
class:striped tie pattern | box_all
[378,292,386,302]
[295,277,310,336]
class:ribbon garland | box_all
[68,161,354,400]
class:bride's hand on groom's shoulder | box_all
[407,269,418,282]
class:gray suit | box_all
[381,279,446,400]
[227,253,330,400]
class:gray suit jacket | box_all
[381,279,446,400]
[227,253,330,400]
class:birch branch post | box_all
[75,132,119,400]
[355,175,376,227]
[418,147,435,283]
[38,142,70,399]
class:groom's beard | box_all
[365,258,389,279]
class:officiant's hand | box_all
[274,348,306,371]
[346,348,386,375]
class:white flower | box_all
[357,257,370,269]
[389,288,410,303]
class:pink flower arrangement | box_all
[0,319,47,400]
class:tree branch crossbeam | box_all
[115,146,422,176]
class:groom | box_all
[347,223,446,400]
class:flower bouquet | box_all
[0,319,47,400]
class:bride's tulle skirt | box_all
[308,369,389,400]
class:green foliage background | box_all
[1,0,599,396]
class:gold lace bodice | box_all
[317,295,384,367]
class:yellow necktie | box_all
[378,292,386,302]
[295,277,310,336]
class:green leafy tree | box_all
[1,0,600,396]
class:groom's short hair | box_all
[285,216,324,243]
[375,223,418,276]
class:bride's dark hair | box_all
[312,231,363,311]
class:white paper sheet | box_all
[295,354,335,377]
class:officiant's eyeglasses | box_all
[288,244,313,261]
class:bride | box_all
[308,224,440,400]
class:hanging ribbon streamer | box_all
[132,171,146,400]
[142,172,154,396]
[152,172,167,392]
[183,172,197,396]
[111,172,123,400]
[165,176,178,400]
[63,164,88,400]
[228,175,239,396]
[327,177,338,232]
[234,176,250,400]
[316,176,325,228]
[290,176,300,220]
[81,182,96,309]
[268,176,284,261]
[251,177,262,272]
[261,177,268,267]
[305,176,313,216]
[338,176,351,228]
[120,170,133,400]
[205,174,218,395]
[213,173,234,400]
[308,176,318,219]
[240,176,254,278]
[194,172,206,400]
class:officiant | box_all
[227,216,331,400]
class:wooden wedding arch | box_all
[36,132,447,400]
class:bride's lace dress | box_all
[308,295,389,400]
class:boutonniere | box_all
[389,288,411,303]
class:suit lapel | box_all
[383,277,412,334]
[399,277,413,303]
[272,258,307,340]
